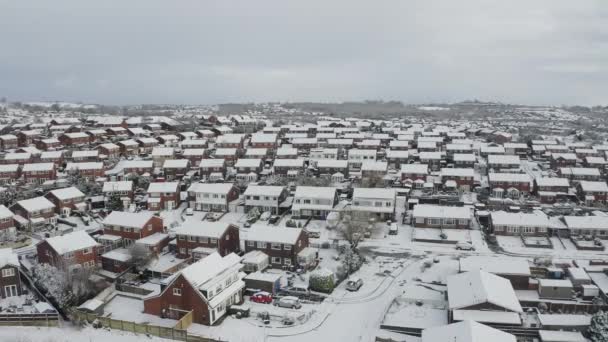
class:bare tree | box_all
[338,211,375,249]
[128,243,154,271]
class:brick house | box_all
[400,164,429,185]
[3,152,32,165]
[0,205,16,241]
[45,186,86,215]
[534,177,570,204]
[453,154,476,168]
[35,138,61,151]
[0,249,23,298]
[85,129,108,143]
[102,211,164,245]
[117,139,140,156]
[292,186,338,219]
[100,248,132,274]
[182,149,207,165]
[143,253,245,325]
[174,221,240,258]
[243,225,309,268]
[198,159,226,179]
[10,197,57,230]
[36,231,100,271]
[273,158,305,176]
[249,133,278,151]
[151,147,175,167]
[213,148,239,166]
[487,155,521,170]
[490,211,550,236]
[550,153,577,169]
[243,185,289,215]
[122,160,154,176]
[577,181,608,206]
[0,135,18,150]
[64,162,105,181]
[412,204,472,229]
[58,132,90,146]
[488,173,532,198]
[102,180,134,209]
[98,143,121,158]
[440,168,475,191]
[179,139,208,150]
[147,181,181,211]
[71,150,99,162]
[39,151,64,166]
[215,134,246,149]
[234,158,263,175]
[316,160,349,177]
[162,159,190,181]
[21,163,56,185]
[350,188,396,221]
[0,164,19,185]
[16,130,41,146]
[187,183,239,212]
[136,137,159,154]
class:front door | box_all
[4,285,17,297]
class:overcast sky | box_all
[1,1,607,106]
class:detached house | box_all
[45,186,86,215]
[577,181,608,206]
[490,211,550,236]
[0,164,19,185]
[243,225,309,268]
[64,162,105,181]
[243,185,289,215]
[102,211,164,245]
[292,186,338,219]
[0,249,22,298]
[174,221,240,258]
[412,204,472,229]
[37,231,100,271]
[199,159,226,180]
[350,188,396,221]
[440,168,475,191]
[534,177,570,204]
[147,181,181,211]
[21,163,56,185]
[187,183,239,212]
[143,252,245,325]
[10,197,56,230]
[488,173,531,198]
[102,180,134,208]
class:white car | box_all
[455,242,475,251]
[274,296,302,309]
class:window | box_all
[82,248,91,255]
[225,235,230,241]
[284,245,292,251]
[188,236,196,242]
[173,288,182,296]
[179,235,185,240]
[247,241,255,247]
[257,241,266,248]
[2,268,15,277]
[271,257,282,264]
[210,238,217,245]
[284,258,292,265]
[271,243,282,250]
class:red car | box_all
[250,292,273,304]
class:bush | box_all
[309,268,335,293]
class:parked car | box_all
[345,278,363,291]
[250,292,273,304]
[274,296,302,309]
[306,229,320,238]
[388,225,398,235]
[455,242,475,251]
[185,208,194,216]
[260,211,271,221]
[269,215,280,224]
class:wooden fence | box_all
[0,313,60,327]
[174,310,193,330]
[72,309,222,342]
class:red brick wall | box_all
[144,274,210,324]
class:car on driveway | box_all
[250,292,273,304]
[274,296,302,309]
[346,278,364,291]
[455,242,475,251]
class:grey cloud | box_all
[0,0,606,105]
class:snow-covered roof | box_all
[419,151,442,160]
[273,158,304,167]
[400,164,429,174]
[535,177,569,188]
[0,205,13,220]
[163,159,189,168]
[65,162,103,171]
[187,182,234,194]
[235,158,262,168]
[537,314,590,327]
[564,216,608,230]
[182,148,206,156]
[447,270,522,312]
[147,181,179,193]
[179,252,242,289]
[460,256,531,276]
[579,181,608,192]
[102,181,133,192]
[491,210,549,227]
[151,147,174,156]
[49,186,85,200]
[245,225,303,245]
[244,185,285,197]
[294,186,336,200]
[22,163,54,172]
[4,152,31,160]
[316,160,348,168]
[214,148,238,156]
[275,147,298,155]
[216,134,244,144]
[422,320,516,342]
[102,211,154,228]
[199,159,225,168]
[135,232,168,246]
[40,151,63,159]
[16,197,55,212]
[441,168,474,177]
[488,173,531,183]
[412,204,471,220]
[352,188,395,200]
[487,155,521,165]
[250,133,277,144]
[175,221,233,239]
[46,231,98,255]
[101,248,132,262]
[72,150,99,158]
[0,248,19,268]
[560,167,601,177]
[538,330,585,342]
[0,164,19,173]
[361,161,387,172]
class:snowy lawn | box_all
[0,326,175,342]
[102,294,176,327]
